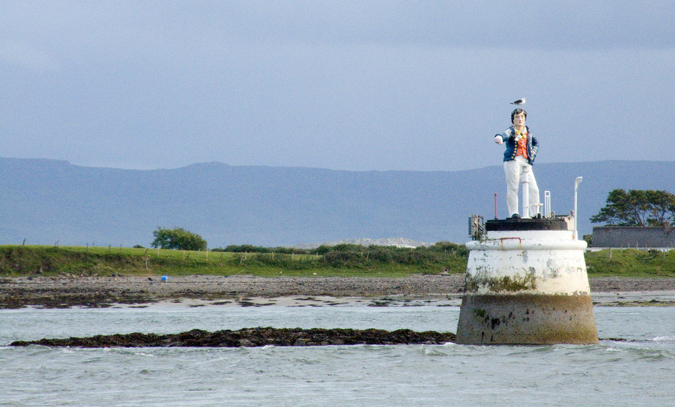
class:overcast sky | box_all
[1,1,674,172]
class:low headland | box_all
[2,244,675,309]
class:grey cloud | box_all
[186,1,675,50]
[0,1,674,173]
[2,1,675,57]
[0,40,60,70]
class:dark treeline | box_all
[214,244,306,254]
[217,242,466,256]
[216,242,468,270]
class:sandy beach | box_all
[2,274,675,308]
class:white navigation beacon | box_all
[458,177,598,345]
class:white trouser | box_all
[504,156,540,217]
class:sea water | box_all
[1,304,674,406]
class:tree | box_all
[590,189,675,226]
[644,190,675,226]
[151,227,208,251]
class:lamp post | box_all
[574,177,583,240]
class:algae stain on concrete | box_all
[466,272,538,293]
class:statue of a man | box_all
[494,108,540,219]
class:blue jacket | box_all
[497,126,539,165]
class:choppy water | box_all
[1,304,674,406]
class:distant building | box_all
[591,222,675,248]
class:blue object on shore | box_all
[161,276,168,282]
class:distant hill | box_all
[1,157,674,247]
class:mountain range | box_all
[1,157,674,248]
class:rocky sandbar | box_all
[2,275,675,308]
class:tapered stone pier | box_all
[456,217,598,345]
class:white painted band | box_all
[487,230,574,240]
[466,239,588,251]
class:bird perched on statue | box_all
[510,98,526,106]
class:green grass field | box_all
[0,245,467,278]
[1,245,674,278]
[585,248,675,277]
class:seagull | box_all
[510,98,526,106]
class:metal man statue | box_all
[494,108,540,219]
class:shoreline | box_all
[2,275,675,309]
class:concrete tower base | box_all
[456,218,599,345]
[456,293,597,345]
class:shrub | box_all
[151,227,207,251]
